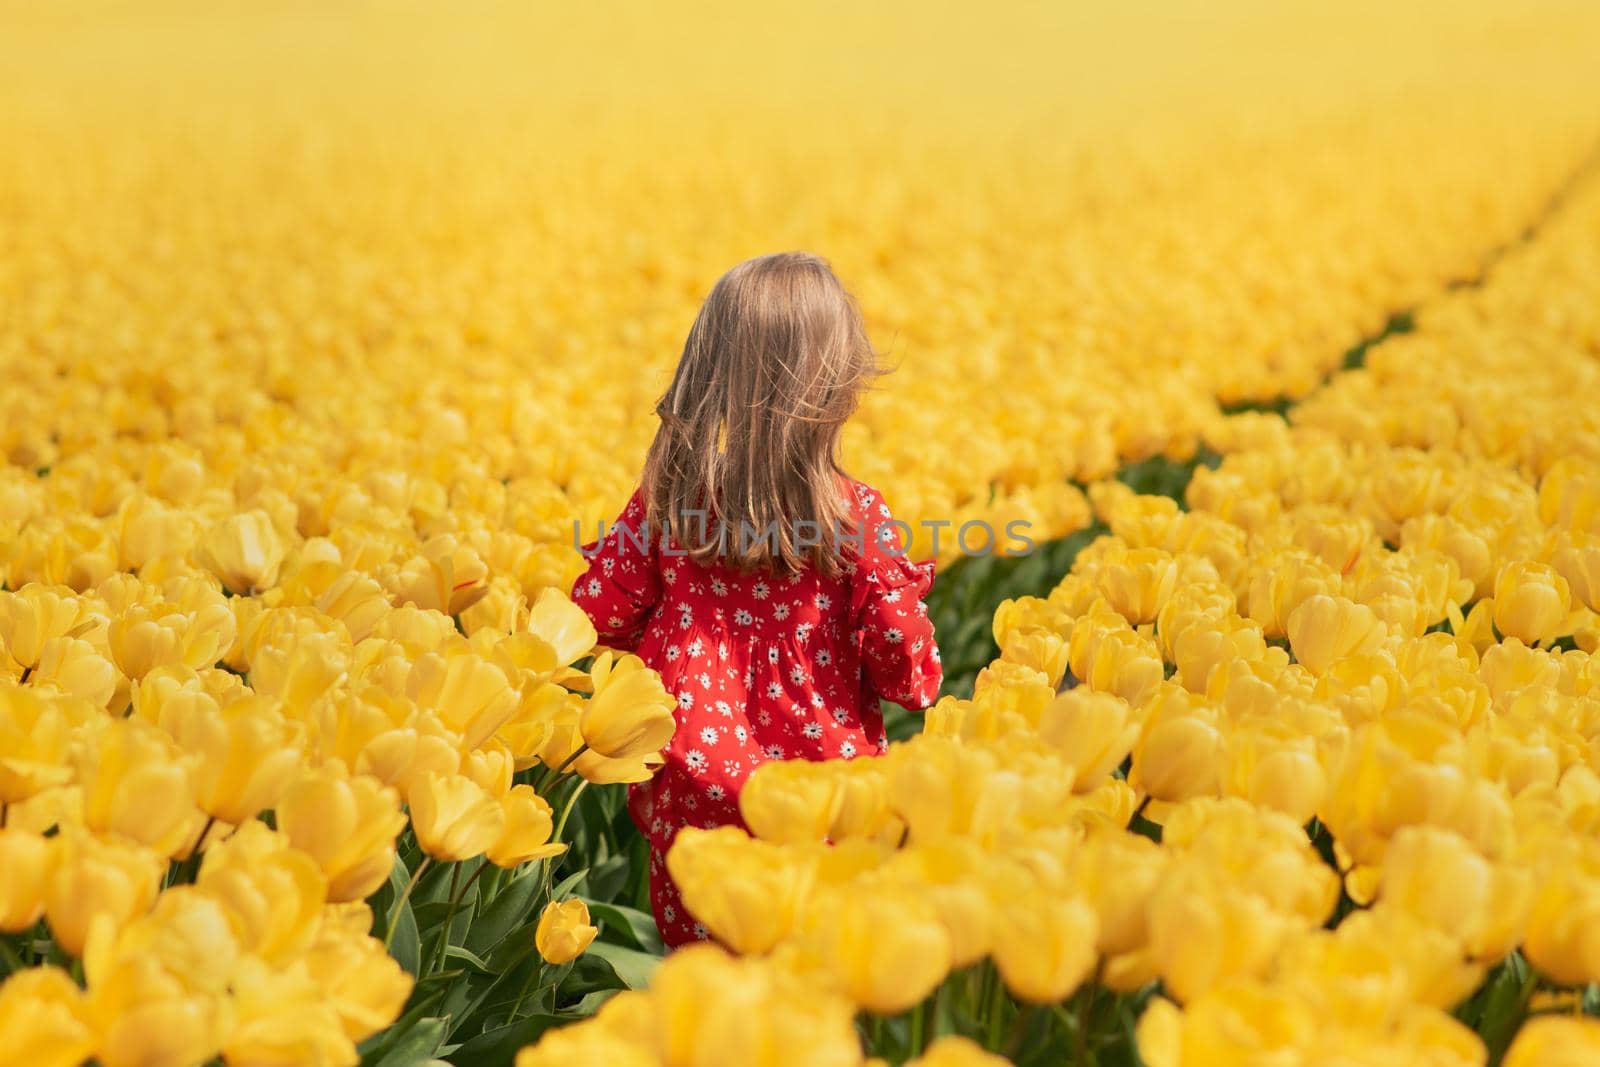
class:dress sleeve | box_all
[570,487,660,652]
[849,490,942,709]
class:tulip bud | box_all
[535,898,597,964]
[409,772,506,862]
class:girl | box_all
[570,251,942,947]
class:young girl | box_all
[570,251,942,947]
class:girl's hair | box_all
[641,252,881,577]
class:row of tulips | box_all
[511,163,1600,1064]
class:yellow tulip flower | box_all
[276,764,407,902]
[409,771,506,862]
[0,827,56,932]
[486,783,568,868]
[0,966,94,1067]
[195,509,287,595]
[535,898,598,964]
[578,652,677,761]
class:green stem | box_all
[431,860,489,974]
[538,743,591,793]
[553,779,588,843]
[986,961,1007,1051]
[382,856,431,951]
[1075,959,1105,1065]
[1005,1003,1039,1060]
[909,997,926,1057]
[431,862,464,975]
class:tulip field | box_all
[4,1,1600,1065]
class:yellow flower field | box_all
[2,1,1600,1065]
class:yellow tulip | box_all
[0,827,56,932]
[168,695,302,825]
[302,924,415,1042]
[407,650,520,752]
[46,829,165,958]
[1522,864,1600,987]
[526,586,598,667]
[739,759,843,845]
[0,585,88,671]
[0,966,94,1067]
[486,783,568,868]
[30,635,118,707]
[1035,688,1139,793]
[1285,594,1386,675]
[1493,561,1572,645]
[1552,534,1600,614]
[382,534,490,616]
[805,882,953,1014]
[0,687,88,804]
[196,509,286,595]
[71,717,199,857]
[1131,711,1222,803]
[197,821,328,964]
[908,1036,1014,1067]
[1378,825,1531,963]
[1098,547,1180,625]
[222,955,356,1067]
[884,839,993,967]
[514,1026,657,1067]
[536,898,598,964]
[669,826,815,954]
[409,771,506,862]
[579,651,677,761]
[987,879,1099,1004]
[1504,1016,1600,1067]
[276,765,408,902]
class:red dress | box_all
[570,479,942,945]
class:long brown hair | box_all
[641,252,881,577]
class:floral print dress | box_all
[570,479,942,946]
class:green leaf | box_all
[550,866,589,900]
[445,944,496,975]
[362,1014,447,1067]
[388,899,422,977]
[581,900,665,955]
[466,867,553,956]
[584,940,660,990]
[447,1013,567,1067]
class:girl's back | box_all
[569,252,942,945]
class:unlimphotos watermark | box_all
[574,511,1035,559]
